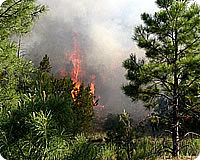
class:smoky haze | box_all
[24,0,157,120]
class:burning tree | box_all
[60,30,96,103]
[36,54,95,133]
[122,0,200,157]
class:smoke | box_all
[24,0,157,119]
[0,0,5,6]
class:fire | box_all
[90,75,96,100]
[68,31,82,99]
[90,82,95,95]
[61,30,96,101]
[59,30,104,109]
[69,30,82,83]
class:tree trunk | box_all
[172,104,180,157]
[172,55,179,156]
[172,27,180,157]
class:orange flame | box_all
[60,30,104,109]
[62,30,96,101]
[68,31,82,100]
[90,82,95,95]
[69,31,82,83]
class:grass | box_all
[71,133,200,160]
[134,136,200,160]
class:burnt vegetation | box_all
[0,0,200,159]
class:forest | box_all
[0,0,200,159]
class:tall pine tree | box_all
[123,0,200,157]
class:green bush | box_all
[66,134,98,160]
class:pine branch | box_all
[186,76,200,88]
[0,0,23,18]
[178,36,200,56]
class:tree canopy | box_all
[0,0,46,111]
[122,0,200,156]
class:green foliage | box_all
[66,135,118,160]
[64,134,198,160]
[97,143,118,160]
[122,0,200,156]
[181,138,200,156]
[104,112,133,143]
[0,109,69,159]
[0,0,46,38]
[103,113,120,132]
[0,54,95,159]
[66,134,98,160]
[69,84,94,133]
[104,111,135,160]
[24,110,69,160]
[123,0,200,112]
[132,137,158,160]
[0,40,34,111]
[0,0,46,111]
[39,54,52,74]
[0,0,96,159]
[2,0,200,159]
[34,56,95,133]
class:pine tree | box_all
[0,0,46,111]
[122,0,200,157]
[39,54,52,74]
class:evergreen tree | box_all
[39,54,52,74]
[0,0,46,38]
[122,0,200,157]
[0,0,46,111]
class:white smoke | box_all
[195,154,200,160]
[28,0,158,63]
[0,0,5,6]
[0,154,5,160]
[24,0,157,116]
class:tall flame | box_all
[69,31,82,99]
[70,30,82,83]
[90,74,96,95]
[61,30,96,100]
[90,82,95,95]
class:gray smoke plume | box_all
[24,0,158,120]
